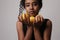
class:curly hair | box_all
[19,0,42,15]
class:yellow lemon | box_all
[22,13,29,20]
[25,13,29,18]
[22,13,25,20]
[30,16,35,23]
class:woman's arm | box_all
[24,26,33,40]
[16,20,24,40]
[34,27,42,40]
[17,14,33,40]
[44,20,52,40]
[16,20,33,40]
[33,15,43,40]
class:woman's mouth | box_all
[29,11,35,14]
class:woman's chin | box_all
[28,13,35,16]
[30,14,35,17]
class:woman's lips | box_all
[29,11,35,14]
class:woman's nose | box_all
[30,5,34,10]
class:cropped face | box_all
[25,0,40,16]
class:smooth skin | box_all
[16,0,52,40]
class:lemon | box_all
[30,16,35,23]
[22,13,25,20]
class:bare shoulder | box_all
[16,20,23,25]
[46,19,52,28]
[16,20,23,30]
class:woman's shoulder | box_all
[44,19,52,28]
[16,20,23,30]
[16,20,23,25]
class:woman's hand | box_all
[34,15,44,29]
[18,13,34,26]
[18,13,30,24]
[18,13,44,27]
[35,15,43,23]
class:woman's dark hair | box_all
[19,0,42,15]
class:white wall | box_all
[0,0,60,40]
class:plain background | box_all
[0,0,60,40]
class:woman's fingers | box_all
[18,14,44,26]
[18,13,26,22]
[18,14,23,22]
[18,13,30,25]
[39,15,44,22]
[35,15,44,23]
[35,15,40,23]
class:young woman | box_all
[16,0,52,40]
